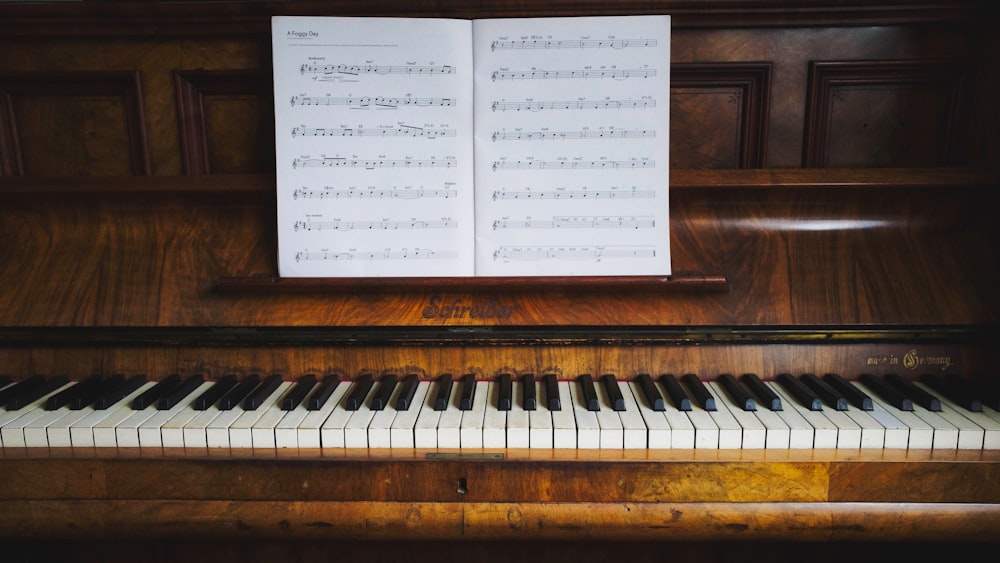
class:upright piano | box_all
[1,1,998,560]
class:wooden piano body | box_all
[1,0,998,560]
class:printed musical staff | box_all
[492,246,656,261]
[300,64,455,76]
[492,159,653,171]
[491,68,655,81]
[293,186,458,200]
[491,216,654,230]
[294,219,457,231]
[491,187,655,200]
[491,38,657,51]
[292,157,457,169]
[490,99,655,111]
[491,129,654,141]
[292,125,456,139]
[290,95,456,108]
[295,249,458,262]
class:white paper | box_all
[272,15,671,278]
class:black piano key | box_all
[192,374,238,410]
[543,373,561,411]
[521,373,537,411]
[801,373,848,411]
[776,373,823,411]
[497,373,513,411]
[601,374,626,411]
[281,373,317,411]
[822,373,873,411]
[0,375,11,390]
[370,374,398,411]
[578,373,600,411]
[858,373,912,411]
[8,375,70,410]
[740,373,781,411]
[394,373,419,411]
[718,373,756,411]
[94,374,147,410]
[921,373,982,412]
[217,374,260,410]
[306,376,340,410]
[636,373,665,411]
[243,373,283,411]
[433,373,454,411]
[131,373,181,410]
[0,375,47,408]
[45,374,102,410]
[458,373,477,411]
[70,373,126,410]
[885,373,941,411]
[344,372,375,411]
[157,373,205,410]
[659,374,691,411]
[681,373,715,411]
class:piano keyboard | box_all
[1,372,998,450]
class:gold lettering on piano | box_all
[421,295,517,320]
[865,349,954,372]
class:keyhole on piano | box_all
[457,477,468,495]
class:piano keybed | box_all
[2,371,998,451]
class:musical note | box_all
[295,249,459,262]
[292,186,458,200]
[491,129,654,141]
[491,68,655,81]
[491,246,656,262]
[491,187,655,201]
[491,160,654,171]
[292,125,457,139]
[292,157,457,169]
[490,38,657,51]
[300,64,455,76]
[294,219,458,231]
[290,95,456,108]
[491,216,654,230]
[490,99,655,111]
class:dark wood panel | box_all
[175,70,274,175]
[671,63,771,168]
[0,71,150,176]
[803,60,976,167]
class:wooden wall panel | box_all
[0,71,150,177]
[175,70,274,175]
[802,60,976,168]
[670,63,771,169]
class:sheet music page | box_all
[472,16,672,276]
[272,16,476,277]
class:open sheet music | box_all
[272,15,671,277]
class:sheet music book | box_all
[272,15,671,277]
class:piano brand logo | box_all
[421,295,517,320]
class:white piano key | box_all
[627,381,671,448]
[343,388,378,449]
[707,381,765,449]
[250,381,294,449]
[528,391,555,449]
[915,382,995,449]
[482,382,507,449]
[75,382,156,448]
[413,380,449,449]
[568,380,600,449]
[295,381,351,449]
[505,381,530,448]
[460,380,489,448]
[769,382,837,448]
[592,379,624,449]
[319,383,359,448]
[138,382,213,448]
[614,381,648,449]
[436,382,463,449]
[368,382,410,449]
[551,382,578,448]
[390,381,430,449]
